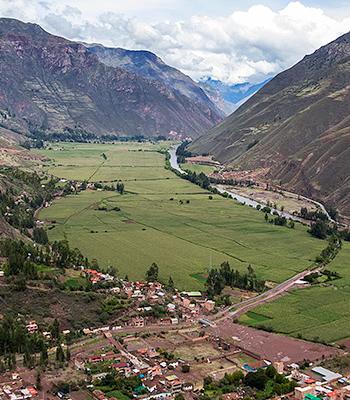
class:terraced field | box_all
[239,243,350,343]
[37,142,325,290]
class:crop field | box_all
[239,243,350,343]
[38,142,325,290]
[180,163,218,175]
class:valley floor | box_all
[37,142,324,290]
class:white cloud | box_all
[0,0,349,83]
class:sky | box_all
[0,0,350,84]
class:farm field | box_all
[37,142,325,290]
[239,243,350,343]
[180,162,218,175]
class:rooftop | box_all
[312,367,342,383]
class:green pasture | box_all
[180,163,218,175]
[239,243,350,343]
[38,142,325,290]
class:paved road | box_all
[215,267,319,323]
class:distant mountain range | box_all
[191,32,350,220]
[199,78,271,115]
[0,18,222,139]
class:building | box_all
[203,300,215,312]
[304,394,320,400]
[273,361,284,374]
[294,386,315,400]
[312,367,342,383]
[26,321,38,334]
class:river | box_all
[168,144,316,223]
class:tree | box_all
[167,276,175,291]
[51,319,60,340]
[55,343,65,363]
[146,263,159,282]
[40,344,48,367]
[182,364,190,373]
[36,370,42,390]
[66,347,71,362]
[244,369,269,390]
[33,227,48,245]
[309,220,328,239]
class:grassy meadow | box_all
[37,142,325,290]
[180,163,218,175]
[239,243,350,343]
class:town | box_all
[1,267,350,400]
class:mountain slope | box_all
[87,45,224,118]
[0,18,222,138]
[190,32,350,219]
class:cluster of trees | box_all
[32,129,168,144]
[145,263,159,282]
[206,262,266,297]
[308,218,350,243]
[0,167,58,239]
[263,213,295,229]
[243,365,297,399]
[0,315,50,371]
[175,141,192,164]
[92,181,125,194]
[183,170,210,190]
[308,220,332,239]
[202,366,296,399]
[300,207,328,222]
[0,238,90,289]
[203,371,244,395]
[315,235,342,265]
[209,177,255,187]
[98,372,143,398]
[304,269,341,284]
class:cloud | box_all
[0,0,349,83]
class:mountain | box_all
[86,45,225,118]
[199,78,271,115]
[190,32,350,220]
[0,18,222,139]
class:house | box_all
[294,386,315,400]
[131,316,145,327]
[26,321,38,334]
[92,390,107,400]
[143,380,158,393]
[203,300,215,312]
[167,303,176,312]
[165,375,182,392]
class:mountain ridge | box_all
[0,18,222,139]
[190,31,350,220]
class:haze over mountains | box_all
[191,32,350,219]
[199,78,271,115]
[0,18,222,138]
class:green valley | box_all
[37,142,324,290]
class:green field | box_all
[37,142,325,290]
[239,242,350,343]
[180,163,218,175]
